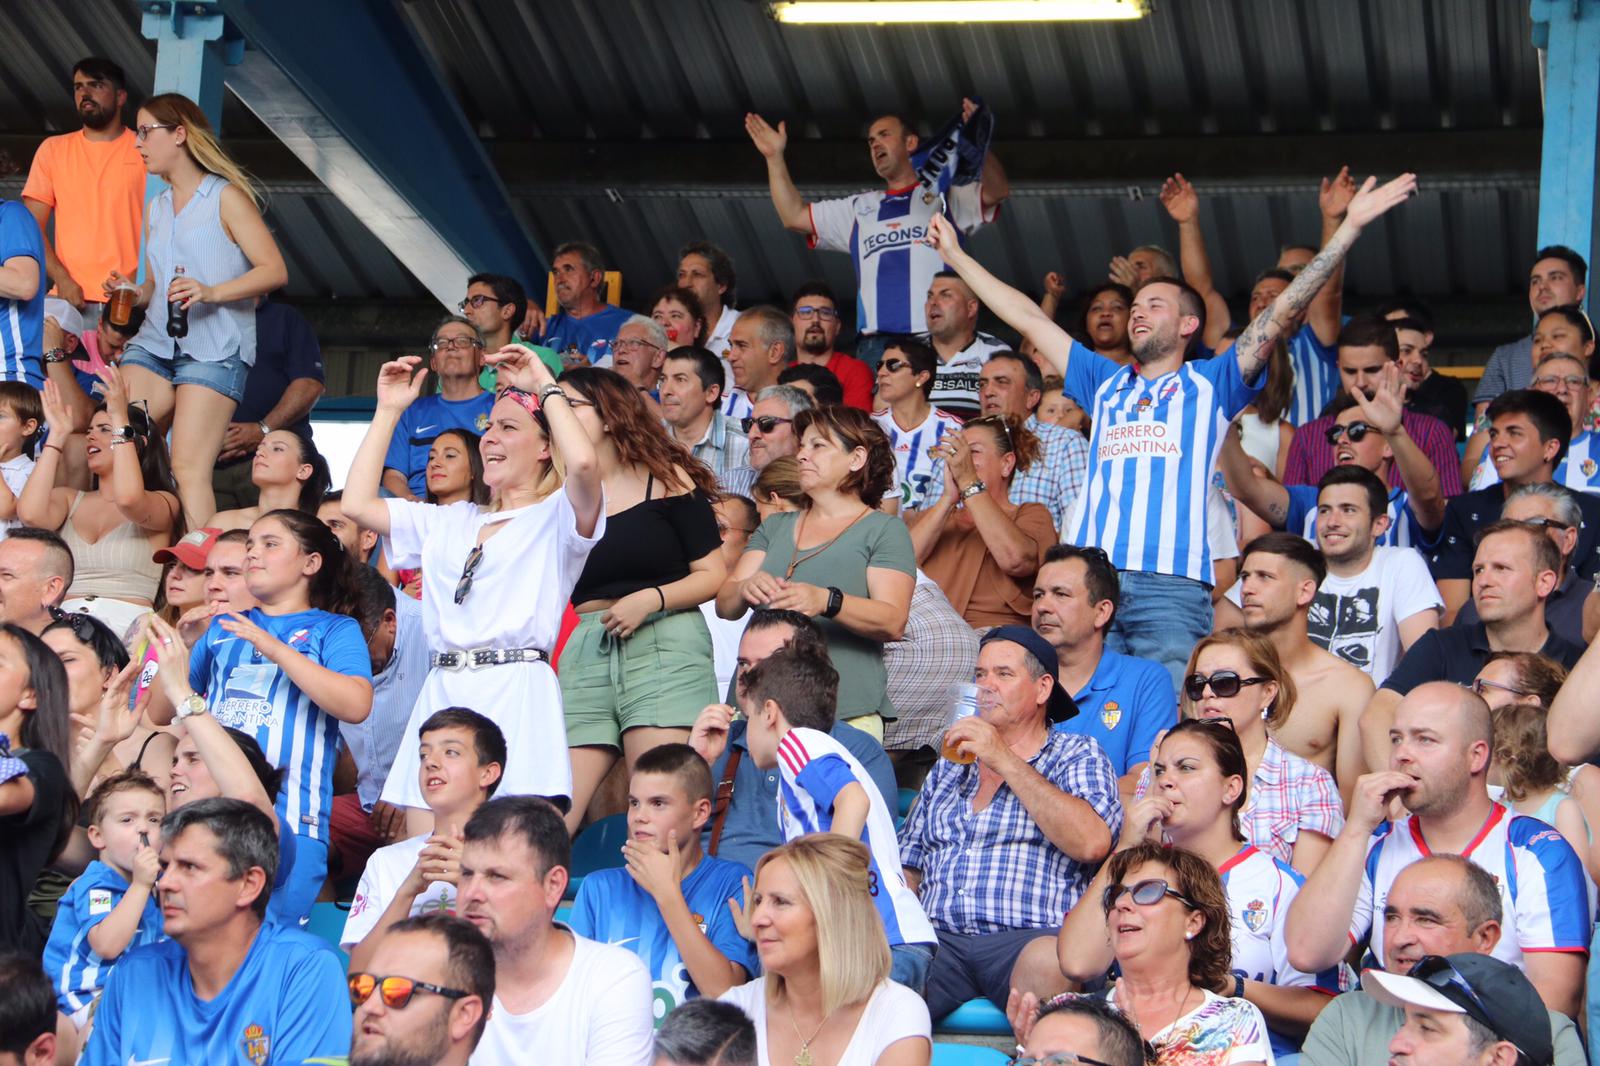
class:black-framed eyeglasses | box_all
[455,544,484,605]
[1183,671,1268,701]
[1007,1053,1119,1066]
[794,305,839,321]
[1101,877,1198,914]
[1470,678,1532,699]
[1406,956,1524,1057]
[431,336,485,353]
[348,972,470,1010]
[879,358,913,374]
[457,294,506,312]
[742,415,793,435]
[134,123,178,141]
[614,338,663,354]
[1325,421,1376,444]
[1519,516,1573,532]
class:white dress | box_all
[378,491,604,806]
[720,980,931,1066]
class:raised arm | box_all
[965,97,1010,207]
[1159,173,1232,351]
[1346,364,1445,531]
[745,114,811,234]
[343,358,430,537]
[1549,636,1600,764]
[1233,173,1418,384]
[100,367,179,533]
[1216,429,1291,529]
[1307,167,1358,345]
[18,379,78,531]
[926,213,1075,376]
[484,344,602,535]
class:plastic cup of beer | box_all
[941,684,981,764]
[108,282,139,327]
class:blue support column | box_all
[1531,0,1600,307]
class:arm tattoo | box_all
[1234,227,1357,382]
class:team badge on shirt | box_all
[1242,898,1267,933]
[1101,701,1122,731]
[1584,459,1597,478]
[476,412,491,432]
[242,1023,271,1066]
[88,889,113,915]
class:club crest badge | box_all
[242,1023,271,1066]
[1583,458,1596,479]
[1242,898,1267,933]
[1101,701,1122,731]
[922,190,936,205]
[476,412,491,432]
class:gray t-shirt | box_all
[1473,334,1535,406]
[1301,986,1584,1066]
[749,509,915,719]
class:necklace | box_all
[784,505,872,580]
[1120,981,1195,1045]
[787,998,835,1066]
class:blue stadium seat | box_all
[306,901,352,968]
[932,1044,1010,1065]
[937,998,1011,1036]
[566,812,629,898]
[898,787,918,818]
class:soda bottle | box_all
[167,265,189,339]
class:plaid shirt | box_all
[884,579,981,752]
[1136,738,1344,867]
[673,410,751,493]
[899,729,1122,934]
[922,416,1088,530]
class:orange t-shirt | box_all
[21,129,146,302]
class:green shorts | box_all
[560,607,718,748]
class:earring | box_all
[1185,932,1195,940]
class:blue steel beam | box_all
[1531,0,1600,308]
[215,0,544,306]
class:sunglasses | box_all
[742,415,793,435]
[455,544,484,605]
[1008,1054,1118,1066]
[1519,516,1572,532]
[1101,877,1198,914]
[1325,421,1376,444]
[1183,671,1268,701]
[348,972,470,1010]
[879,358,913,374]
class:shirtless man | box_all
[1237,532,1374,803]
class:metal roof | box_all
[0,0,1549,351]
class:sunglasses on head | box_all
[348,972,470,1010]
[1101,877,1198,913]
[1325,421,1376,444]
[1183,671,1268,701]
[742,415,793,435]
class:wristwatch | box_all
[175,692,209,719]
[42,347,68,365]
[959,480,986,501]
[257,421,271,438]
[822,586,844,619]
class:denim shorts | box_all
[121,344,248,403]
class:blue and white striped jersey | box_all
[0,200,44,388]
[1064,340,1262,584]
[1285,324,1339,427]
[43,861,163,1015]
[775,727,936,948]
[809,181,993,336]
[874,406,965,510]
[1470,429,1600,494]
[191,608,372,843]
[1284,483,1439,550]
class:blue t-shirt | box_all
[537,304,633,367]
[383,392,496,496]
[570,857,756,1024]
[42,860,164,1014]
[79,920,351,1066]
[264,812,303,928]
[1057,648,1175,775]
[0,200,45,388]
[191,608,373,843]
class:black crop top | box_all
[571,482,721,604]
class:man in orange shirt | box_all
[22,58,146,316]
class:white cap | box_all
[44,297,85,339]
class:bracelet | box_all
[539,384,568,404]
[107,438,132,448]
[655,586,666,611]
[42,443,64,454]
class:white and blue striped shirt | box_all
[191,608,372,842]
[1064,340,1262,585]
[1285,483,1438,550]
[874,405,965,510]
[43,861,163,1015]
[1285,324,1339,427]
[1470,430,1600,494]
[809,181,992,336]
[0,200,44,388]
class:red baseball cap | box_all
[153,527,222,569]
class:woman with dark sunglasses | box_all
[906,413,1055,629]
[1025,843,1270,1066]
[1133,629,1342,875]
[1058,720,1351,1059]
[340,346,602,839]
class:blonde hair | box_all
[1181,628,1297,728]
[753,456,805,509]
[755,835,890,1015]
[142,93,264,209]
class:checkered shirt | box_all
[883,581,981,752]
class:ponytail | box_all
[257,509,360,617]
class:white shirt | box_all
[873,405,965,511]
[470,930,654,1066]
[1308,546,1442,682]
[340,834,457,948]
[705,305,740,359]
[700,600,746,699]
[1471,430,1600,494]
[0,454,34,534]
[720,980,931,1066]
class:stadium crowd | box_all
[3,56,1600,1066]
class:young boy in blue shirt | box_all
[42,771,165,1042]
[570,743,755,1022]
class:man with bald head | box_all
[0,528,72,634]
[1288,682,1589,1017]
[1300,854,1585,1065]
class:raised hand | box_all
[483,344,554,393]
[689,703,737,764]
[1319,165,1357,220]
[39,379,75,443]
[1042,272,1068,299]
[95,363,132,420]
[924,213,963,262]
[961,96,980,124]
[1344,173,1418,231]
[727,875,755,941]
[1107,256,1138,288]
[744,113,788,159]
[1159,173,1199,224]
[374,356,428,414]
[1348,362,1408,435]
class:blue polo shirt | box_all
[1056,648,1175,775]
